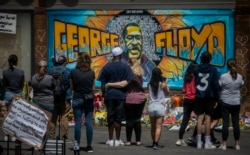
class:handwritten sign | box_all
[1,98,49,149]
[0,13,17,34]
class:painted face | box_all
[124,26,142,59]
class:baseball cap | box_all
[38,60,47,67]
[112,47,123,56]
[57,55,67,64]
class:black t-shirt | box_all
[70,69,95,99]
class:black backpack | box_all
[50,68,66,97]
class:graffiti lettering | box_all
[155,22,225,66]
[54,20,119,62]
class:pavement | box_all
[1,123,250,155]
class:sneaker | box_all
[106,140,114,146]
[196,142,203,149]
[115,140,124,146]
[235,145,240,150]
[204,142,216,149]
[86,146,93,152]
[153,144,161,150]
[219,145,226,150]
[176,139,187,146]
[211,139,220,145]
[188,136,196,144]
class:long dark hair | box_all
[8,54,18,71]
[149,67,163,96]
[227,59,237,80]
[76,53,92,72]
[184,61,198,83]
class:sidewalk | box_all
[1,124,250,155]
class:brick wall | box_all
[235,0,250,112]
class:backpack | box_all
[50,67,67,97]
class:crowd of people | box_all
[175,52,243,151]
[0,47,244,153]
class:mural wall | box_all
[48,9,234,89]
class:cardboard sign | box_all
[1,98,49,149]
[0,13,17,34]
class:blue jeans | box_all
[72,98,94,146]
[4,91,22,107]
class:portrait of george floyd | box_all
[120,22,156,86]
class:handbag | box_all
[126,92,146,104]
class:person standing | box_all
[49,55,72,141]
[176,61,197,146]
[193,52,220,149]
[108,58,146,146]
[70,53,95,152]
[124,58,145,146]
[98,46,135,146]
[219,59,244,150]
[3,54,24,106]
[2,54,25,141]
[147,67,169,150]
[31,60,55,113]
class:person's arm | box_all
[70,79,74,91]
[161,81,169,95]
[106,80,128,88]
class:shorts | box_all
[4,91,22,107]
[147,101,165,117]
[194,97,215,116]
[105,99,125,125]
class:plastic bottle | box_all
[73,140,79,155]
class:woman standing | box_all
[176,62,197,146]
[30,60,55,113]
[147,67,169,150]
[124,58,145,146]
[3,54,24,106]
[70,53,95,152]
[2,54,25,141]
[219,59,244,150]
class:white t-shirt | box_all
[219,73,244,105]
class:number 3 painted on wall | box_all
[197,73,209,91]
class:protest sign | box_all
[0,13,17,34]
[1,97,49,149]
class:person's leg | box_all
[49,103,59,139]
[196,114,204,146]
[105,99,115,141]
[72,99,84,144]
[125,104,134,143]
[230,105,240,147]
[178,99,193,139]
[84,98,94,147]
[220,102,230,146]
[134,120,141,143]
[149,116,156,144]
[60,100,72,140]
[114,99,125,141]
[154,116,163,144]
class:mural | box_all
[47,9,234,89]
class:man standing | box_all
[49,55,72,141]
[193,52,220,149]
[98,47,135,146]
